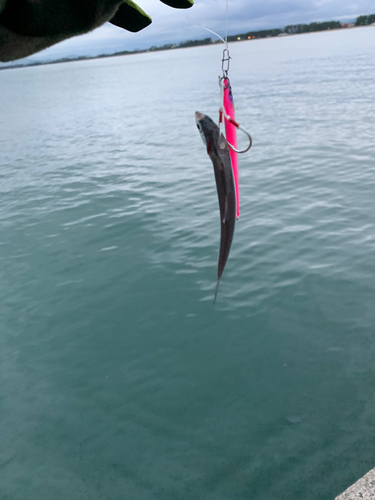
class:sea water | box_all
[1,26,375,500]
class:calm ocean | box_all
[1,26,375,500]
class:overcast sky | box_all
[20,0,375,62]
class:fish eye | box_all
[196,121,207,147]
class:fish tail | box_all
[213,279,221,305]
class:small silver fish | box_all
[195,111,236,303]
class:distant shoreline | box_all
[1,18,374,71]
[279,23,374,38]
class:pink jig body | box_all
[223,78,239,219]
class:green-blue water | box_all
[1,27,375,500]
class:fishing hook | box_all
[218,106,253,154]
[227,125,252,154]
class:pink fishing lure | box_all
[223,78,239,219]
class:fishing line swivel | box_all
[221,47,230,78]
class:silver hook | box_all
[227,125,252,154]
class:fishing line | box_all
[186,0,230,47]
[225,0,228,45]
[186,17,227,45]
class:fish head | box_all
[195,111,220,155]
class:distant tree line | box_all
[178,38,213,48]
[148,38,213,51]
[284,21,341,34]
[227,29,283,41]
[355,14,375,26]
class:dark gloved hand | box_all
[0,0,194,62]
